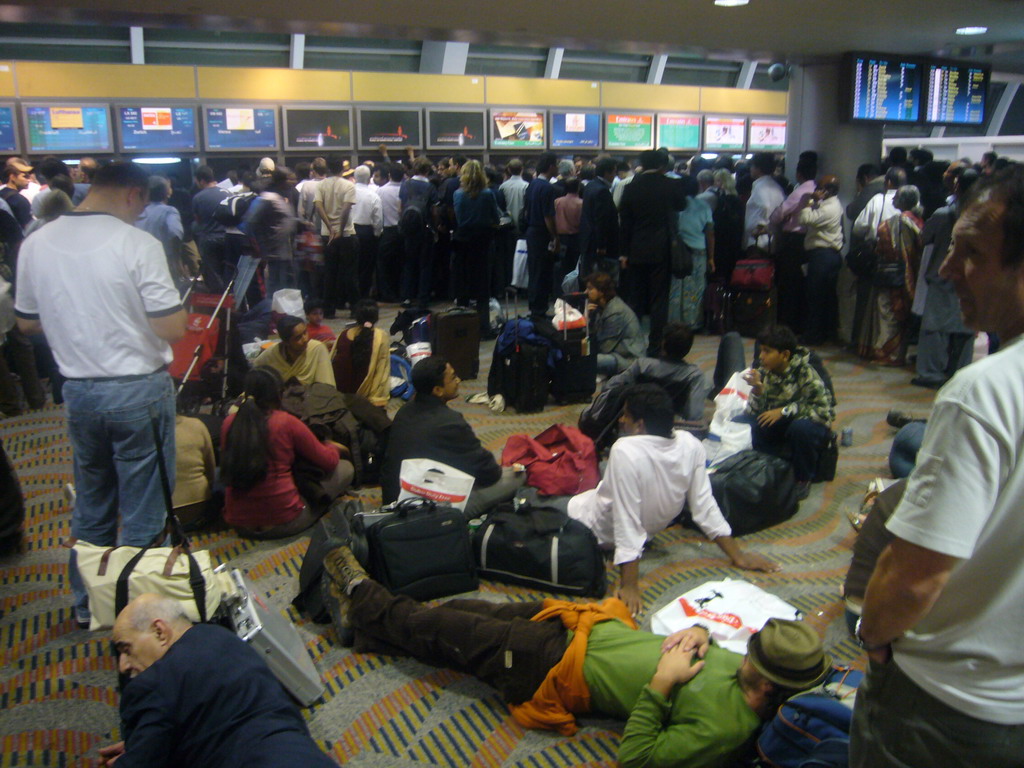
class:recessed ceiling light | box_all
[714,0,749,6]
[956,26,988,35]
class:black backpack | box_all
[213,192,257,228]
[706,450,799,535]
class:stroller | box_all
[170,279,235,410]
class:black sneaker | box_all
[886,409,926,429]
[795,481,812,501]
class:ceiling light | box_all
[714,0,749,6]
[956,26,988,35]
[133,156,183,165]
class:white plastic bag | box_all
[407,341,432,365]
[512,239,529,289]
[398,459,475,512]
[553,298,585,330]
[650,578,801,655]
[702,370,754,468]
[271,288,304,319]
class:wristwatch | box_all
[854,617,889,652]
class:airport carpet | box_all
[0,306,940,767]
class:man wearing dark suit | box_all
[381,356,522,518]
[579,156,620,277]
[523,152,560,317]
[98,593,335,768]
[618,149,687,356]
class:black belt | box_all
[67,364,170,383]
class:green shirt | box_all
[582,621,759,768]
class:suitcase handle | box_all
[391,497,438,518]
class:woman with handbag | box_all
[858,186,924,366]
[453,160,502,337]
[221,367,354,539]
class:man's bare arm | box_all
[16,317,42,335]
[148,309,188,343]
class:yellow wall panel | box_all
[0,63,16,98]
[352,72,483,104]
[197,67,350,102]
[601,82,700,112]
[486,77,600,108]
[700,88,788,116]
[17,62,195,99]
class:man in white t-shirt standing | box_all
[567,384,778,617]
[313,156,358,319]
[15,162,186,628]
[851,165,1024,767]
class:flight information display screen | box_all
[748,119,787,151]
[925,63,988,125]
[704,117,746,151]
[118,106,198,151]
[284,108,352,150]
[426,110,486,149]
[850,55,922,122]
[204,107,278,151]
[605,113,654,151]
[490,110,545,149]
[656,114,701,152]
[358,109,422,148]
[549,111,601,149]
[0,107,16,152]
[25,105,112,153]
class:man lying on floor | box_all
[99,593,335,768]
[323,547,829,768]
[566,383,779,615]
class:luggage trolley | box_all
[170,279,235,401]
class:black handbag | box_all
[473,502,607,597]
[669,208,693,279]
[351,497,478,600]
[707,450,799,535]
[872,260,906,288]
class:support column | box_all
[420,41,469,75]
[129,26,144,65]
[544,47,564,79]
[290,34,305,70]
[786,60,883,343]
[647,54,668,85]
[736,60,757,89]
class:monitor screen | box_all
[204,106,279,151]
[656,114,701,152]
[490,110,545,149]
[549,111,601,150]
[358,109,422,149]
[118,106,198,152]
[426,110,486,150]
[284,108,353,151]
[924,62,989,125]
[605,113,654,151]
[704,117,746,151]
[0,106,16,153]
[849,54,922,122]
[25,105,112,153]
[748,118,787,151]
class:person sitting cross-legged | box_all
[742,325,836,501]
[567,383,778,617]
[322,547,829,768]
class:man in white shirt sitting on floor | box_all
[567,384,779,616]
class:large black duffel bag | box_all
[473,503,606,597]
[708,450,799,535]
[351,497,478,601]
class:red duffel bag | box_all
[501,424,600,496]
[730,259,775,291]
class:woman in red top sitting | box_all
[221,368,354,538]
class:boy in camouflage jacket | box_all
[743,325,835,498]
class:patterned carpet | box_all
[0,306,940,767]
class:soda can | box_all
[841,427,854,447]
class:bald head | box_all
[113,593,193,677]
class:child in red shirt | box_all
[304,299,336,348]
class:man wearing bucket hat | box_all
[323,545,828,768]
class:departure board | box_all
[925,64,988,125]
[0,106,16,152]
[118,106,198,152]
[850,55,922,122]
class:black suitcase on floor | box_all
[707,450,798,534]
[550,295,597,404]
[432,307,481,380]
[729,287,777,338]
[489,289,549,413]
[292,499,361,623]
[351,497,478,600]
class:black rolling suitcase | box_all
[350,497,478,600]
[432,307,481,380]
[550,293,597,404]
[489,287,549,413]
[728,287,777,338]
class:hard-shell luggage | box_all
[550,293,596,404]
[292,499,360,624]
[729,287,777,338]
[221,567,325,707]
[704,279,729,335]
[350,497,478,600]
[473,502,606,597]
[432,307,481,380]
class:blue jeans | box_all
[64,371,176,620]
[751,416,830,482]
[265,259,297,298]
